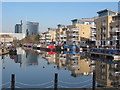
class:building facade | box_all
[67,17,96,47]
[95,9,118,48]
[0,34,13,43]
[110,15,120,49]
[22,21,39,36]
[0,33,25,42]
[15,24,22,33]
[56,24,67,45]
[40,28,56,46]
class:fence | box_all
[1,71,96,90]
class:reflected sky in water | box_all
[2,47,120,88]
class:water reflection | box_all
[2,47,120,88]
[91,55,120,87]
[38,50,93,77]
[8,48,38,67]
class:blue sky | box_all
[2,2,118,33]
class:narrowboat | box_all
[90,48,120,60]
[46,45,56,52]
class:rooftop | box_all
[71,17,98,22]
[97,9,118,14]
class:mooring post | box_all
[54,73,58,90]
[11,74,15,90]
[92,70,96,90]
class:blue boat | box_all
[90,48,120,60]
[90,48,120,55]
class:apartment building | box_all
[67,20,90,46]
[0,34,13,43]
[110,14,120,49]
[67,17,96,47]
[56,24,67,45]
[40,28,56,46]
[95,9,118,48]
[40,32,46,46]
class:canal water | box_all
[1,47,120,88]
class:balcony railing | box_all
[111,28,120,32]
[72,34,79,37]
[60,35,67,37]
[71,28,79,31]
[112,36,119,40]
[72,38,78,41]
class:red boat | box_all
[46,45,56,51]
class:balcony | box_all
[102,23,107,26]
[61,39,67,41]
[46,37,51,39]
[72,34,79,37]
[41,37,45,39]
[60,35,67,37]
[111,28,120,33]
[46,33,51,35]
[72,38,78,41]
[111,20,120,23]
[72,28,79,32]
[112,36,120,40]
[91,31,96,34]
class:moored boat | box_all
[90,48,120,60]
[0,47,9,55]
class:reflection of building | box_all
[55,52,92,77]
[66,53,92,77]
[44,52,56,64]
[22,53,38,66]
[95,61,120,87]
[9,48,38,67]
[14,54,22,67]
[55,53,67,69]
[40,50,93,77]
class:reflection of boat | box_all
[9,46,17,54]
[63,51,78,54]
[9,54,17,60]
[47,51,55,55]
[90,48,120,55]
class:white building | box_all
[0,33,25,42]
